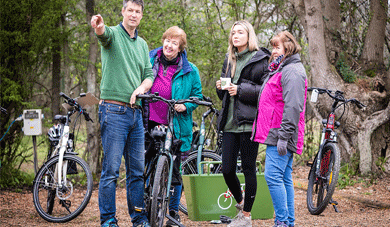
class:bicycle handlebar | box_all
[137,93,213,107]
[59,92,93,122]
[308,87,366,109]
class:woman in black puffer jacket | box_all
[215,20,270,227]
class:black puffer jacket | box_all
[216,47,270,132]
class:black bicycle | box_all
[138,92,213,227]
[32,92,95,222]
[306,87,365,215]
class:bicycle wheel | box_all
[307,142,340,215]
[32,155,93,222]
[179,152,222,215]
[150,155,169,227]
[181,151,222,175]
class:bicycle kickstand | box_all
[329,198,339,213]
[166,214,186,227]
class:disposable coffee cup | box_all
[220,77,231,90]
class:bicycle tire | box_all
[150,155,170,227]
[307,142,340,215]
[179,152,222,215]
[144,158,157,220]
[32,154,93,223]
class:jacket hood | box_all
[149,46,193,75]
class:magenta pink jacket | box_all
[252,54,307,155]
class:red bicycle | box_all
[306,87,365,215]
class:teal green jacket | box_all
[148,47,202,152]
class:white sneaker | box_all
[227,211,252,227]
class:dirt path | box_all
[1,166,390,226]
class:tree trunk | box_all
[303,0,344,89]
[291,0,307,33]
[61,14,74,97]
[85,0,101,174]
[361,0,387,68]
[358,93,390,175]
[52,21,61,117]
[323,0,341,64]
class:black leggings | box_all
[222,132,259,212]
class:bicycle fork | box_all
[57,126,70,188]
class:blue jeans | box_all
[169,184,182,212]
[264,145,295,226]
[98,102,148,225]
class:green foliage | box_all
[0,165,35,189]
[337,153,361,189]
[364,68,376,78]
[338,163,358,189]
[375,156,388,172]
[336,52,356,83]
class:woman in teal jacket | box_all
[144,26,202,226]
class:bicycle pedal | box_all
[306,161,313,167]
[134,206,145,212]
[60,200,71,207]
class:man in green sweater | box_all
[91,1,153,226]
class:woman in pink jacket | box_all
[252,31,307,227]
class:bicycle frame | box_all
[315,98,340,178]
[161,111,176,198]
[196,105,218,173]
[52,115,71,189]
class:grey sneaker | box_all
[227,210,252,227]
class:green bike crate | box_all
[182,161,274,221]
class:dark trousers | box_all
[222,132,259,212]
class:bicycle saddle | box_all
[150,128,166,141]
[54,115,68,124]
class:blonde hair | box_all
[227,20,259,78]
[161,26,187,52]
[269,31,301,63]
